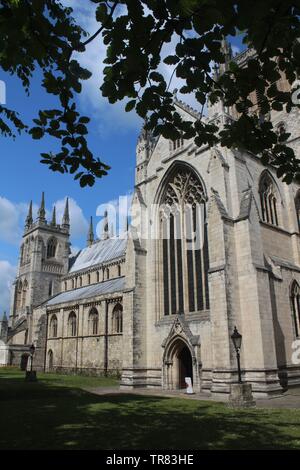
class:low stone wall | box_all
[47,366,121,379]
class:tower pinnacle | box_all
[37,192,46,222]
[62,198,70,229]
[220,37,232,72]
[25,200,33,229]
[87,216,94,247]
[51,205,56,226]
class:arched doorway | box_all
[163,337,195,390]
[48,350,53,371]
[20,354,29,371]
[178,345,193,389]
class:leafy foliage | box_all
[0,0,110,186]
[1,0,300,185]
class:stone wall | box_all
[44,293,124,375]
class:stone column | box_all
[234,191,281,396]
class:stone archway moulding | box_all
[161,315,202,392]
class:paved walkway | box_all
[255,388,300,409]
[85,386,300,409]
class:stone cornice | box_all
[64,257,125,280]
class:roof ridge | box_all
[173,97,202,120]
[69,236,127,274]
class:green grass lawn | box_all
[0,367,300,450]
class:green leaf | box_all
[29,127,44,139]
[96,4,108,22]
[125,100,136,112]
[163,55,180,65]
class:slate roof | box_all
[69,237,127,273]
[46,277,126,307]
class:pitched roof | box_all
[69,237,127,273]
[46,277,126,307]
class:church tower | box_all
[10,194,71,333]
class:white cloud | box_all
[61,2,215,131]
[61,4,242,131]
[53,197,88,239]
[62,1,141,135]
[0,197,37,244]
[158,34,204,112]
[232,45,241,55]
[0,260,16,314]
[0,195,88,246]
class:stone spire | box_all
[87,216,94,247]
[37,192,46,222]
[25,200,33,229]
[62,197,70,229]
[51,206,56,226]
[220,37,232,72]
[102,210,109,240]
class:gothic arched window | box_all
[16,280,22,309]
[295,191,300,232]
[87,274,91,284]
[48,349,54,370]
[88,308,99,335]
[20,244,25,265]
[68,312,77,337]
[97,271,100,282]
[47,237,57,259]
[48,280,53,297]
[36,237,46,261]
[159,166,209,316]
[106,268,110,280]
[291,281,300,338]
[79,276,82,287]
[49,315,58,338]
[22,280,28,308]
[112,304,123,333]
[25,239,30,263]
[259,172,279,226]
[171,137,184,152]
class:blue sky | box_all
[0,66,139,313]
[0,3,245,314]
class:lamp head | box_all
[231,326,242,351]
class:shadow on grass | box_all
[0,371,300,450]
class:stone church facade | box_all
[1,47,300,398]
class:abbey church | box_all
[1,46,300,398]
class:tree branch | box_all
[81,1,119,47]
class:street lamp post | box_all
[229,326,255,408]
[231,326,242,383]
[29,343,35,373]
[25,343,37,382]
